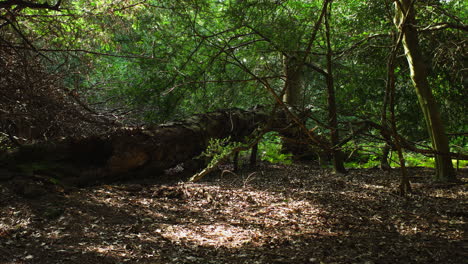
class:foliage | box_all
[259,132,292,165]
[345,143,468,169]
[1,0,466,169]
[196,131,294,169]
[197,136,242,168]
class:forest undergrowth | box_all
[0,163,466,264]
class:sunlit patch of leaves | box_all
[0,165,466,263]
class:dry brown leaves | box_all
[0,164,466,263]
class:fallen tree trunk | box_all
[1,107,285,184]
[106,107,276,175]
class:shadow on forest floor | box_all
[0,163,466,264]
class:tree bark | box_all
[4,107,282,184]
[394,0,455,182]
[282,53,304,108]
[325,1,346,173]
[280,53,308,157]
[380,145,391,170]
[386,32,411,195]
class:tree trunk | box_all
[387,32,411,195]
[282,53,304,108]
[4,107,284,184]
[380,145,391,170]
[325,2,346,173]
[280,53,309,158]
[250,143,258,167]
[394,0,455,182]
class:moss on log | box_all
[2,107,278,184]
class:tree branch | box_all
[0,0,62,10]
[418,22,468,32]
[302,0,329,63]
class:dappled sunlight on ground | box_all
[0,164,466,263]
[160,223,256,248]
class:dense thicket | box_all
[0,0,466,183]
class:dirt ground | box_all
[0,163,466,264]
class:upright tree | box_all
[324,1,346,173]
[393,0,455,182]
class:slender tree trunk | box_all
[394,0,455,182]
[380,145,391,170]
[325,2,346,173]
[380,37,393,172]
[387,36,411,194]
[250,143,258,167]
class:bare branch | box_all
[418,22,468,32]
[0,0,62,10]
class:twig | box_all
[189,128,268,182]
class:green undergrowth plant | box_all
[258,132,292,165]
[197,137,242,168]
[189,136,245,182]
[201,131,294,168]
[342,142,380,168]
[344,141,468,169]
[190,129,291,182]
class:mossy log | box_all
[105,107,274,176]
[2,107,284,184]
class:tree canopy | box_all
[0,2,467,263]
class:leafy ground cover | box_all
[0,163,466,264]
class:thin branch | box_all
[0,45,160,59]
[304,61,328,77]
[0,0,62,10]
[224,49,331,150]
[0,19,10,29]
[164,76,283,94]
[0,15,54,61]
[302,0,329,63]
[334,33,390,60]
[244,24,287,57]
[418,22,468,32]
[189,127,268,182]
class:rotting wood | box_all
[2,107,290,184]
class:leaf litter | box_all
[0,163,466,263]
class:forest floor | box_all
[0,162,467,264]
